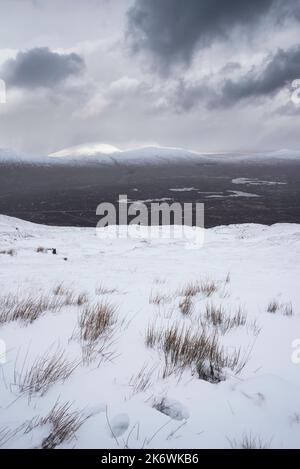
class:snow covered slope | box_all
[0,215,300,448]
[49,144,300,165]
[0,148,46,165]
[1,144,300,167]
[0,145,208,167]
[49,144,210,166]
[50,143,121,158]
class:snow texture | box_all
[0,215,300,448]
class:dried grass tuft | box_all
[0,249,16,256]
[40,401,90,449]
[203,303,247,333]
[149,290,172,306]
[179,295,194,316]
[180,279,218,298]
[78,301,118,365]
[145,321,247,381]
[96,284,118,295]
[229,433,270,449]
[0,293,66,325]
[13,347,78,398]
[267,299,293,316]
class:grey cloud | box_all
[217,45,300,107]
[2,47,85,89]
[221,62,242,74]
[169,45,300,111]
[276,102,300,116]
[1,0,300,155]
[169,79,214,113]
[127,0,299,71]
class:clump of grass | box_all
[53,283,66,296]
[180,279,218,299]
[267,300,280,313]
[229,433,270,449]
[248,319,261,337]
[145,323,158,348]
[40,401,90,449]
[145,322,246,382]
[203,303,226,327]
[267,299,293,316]
[79,302,117,343]
[282,302,293,317]
[149,290,172,306]
[200,280,218,297]
[181,282,201,298]
[0,293,66,326]
[64,292,89,307]
[129,363,154,395]
[53,283,75,297]
[153,278,166,285]
[13,348,78,398]
[76,293,89,306]
[53,284,88,306]
[179,296,194,316]
[96,284,118,295]
[1,401,91,448]
[203,303,247,334]
[78,301,118,365]
[0,249,16,256]
[0,423,27,448]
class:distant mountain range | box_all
[1,143,300,167]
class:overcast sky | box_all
[0,0,300,155]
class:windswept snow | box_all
[0,215,300,448]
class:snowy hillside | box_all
[0,149,46,165]
[0,215,300,448]
[49,144,209,165]
[0,145,208,167]
[1,145,300,167]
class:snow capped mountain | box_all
[48,143,208,165]
[48,142,300,165]
[1,144,300,167]
[0,144,209,167]
[49,143,121,158]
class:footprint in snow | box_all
[109,413,130,438]
[153,398,189,421]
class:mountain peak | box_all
[49,143,121,158]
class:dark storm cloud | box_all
[217,45,300,107]
[2,47,85,89]
[170,45,300,111]
[127,0,299,70]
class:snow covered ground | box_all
[0,215,300,449]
